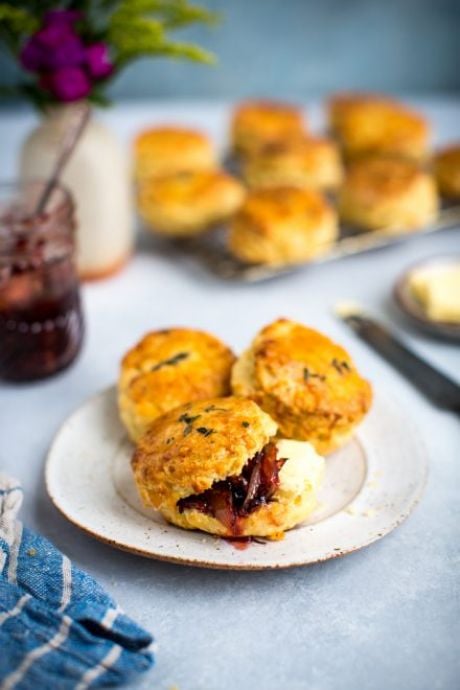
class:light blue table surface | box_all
[0,99,459,690]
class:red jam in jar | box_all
[0,182,84,382]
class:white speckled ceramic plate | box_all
[45,387,428,570]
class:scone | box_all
[338,156,438,231]
[243,136,343,191]
[433,144,460,199]
[119,328,236,442]
[138,170,245,237]
[228,187,338,266]
[231,318,372,455]
[134,126,216,180]
[328,93,430,161]
[132,396,325,538]
[231,101,306,157]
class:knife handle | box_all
[344,315,460,413]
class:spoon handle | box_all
[35,102,91,216]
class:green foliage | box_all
[107,0,217,67]
[0,4,38,52]
[0,0,219,108]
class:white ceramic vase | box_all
[20,104,134,280]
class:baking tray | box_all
[146,202,460,283]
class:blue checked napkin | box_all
[0,474,155,690]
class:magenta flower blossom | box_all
[44,67,92,102]
[86,43,113,79]
[20,22,85,72]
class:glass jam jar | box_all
[0,181,84,382]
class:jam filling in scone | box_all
[177,442,286,535]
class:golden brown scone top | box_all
[231,100,306,155]
[433,144,460,199]
[243,135,343,190]
[233,186,334,235]
[138,170,244,208]
[342,156,428,200]
[120,328,236,428]
[328,92,429,160]
[134,126,215,178]
[132,396,278,509]
[232,318,372,423]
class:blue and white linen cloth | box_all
[0,474,154,689]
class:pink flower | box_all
[86,43,113,79]
[20,23,85,72]
[44,67,91,102]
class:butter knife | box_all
[336,304,460,414]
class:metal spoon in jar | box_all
[34,101,91,216]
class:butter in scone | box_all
[132,397,324,538]
[118,328,236,442]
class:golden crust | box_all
[231,318,373,455]
[231,101,306,157]
[243,136,343,191]
[134,126,216,180]
[137,170,246,236]
[228,187,338,266]
[131,398,325,538]
[433,144,460,199]
[338,156,439,231]
[328,93,430,161]
[119,329,236,442]
[131,396,277,513]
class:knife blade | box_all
[336,304,460,414]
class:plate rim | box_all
[45,387,429,571]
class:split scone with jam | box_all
[132,397,325,538]
[119,328,235,442]
[134,126,216,181]
[231,100,307,158]
[231,318,372,455]
[138,170,245,237]
[338,156,438,232]
[328,93,430,161]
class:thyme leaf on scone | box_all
[303,367,326,382]
[331,358,351,374]
[196,427,215,437]
[151,351,189,372]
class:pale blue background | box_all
[1,0,460,101]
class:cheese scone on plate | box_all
[232,318,372,455]
[119,328,236,442]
